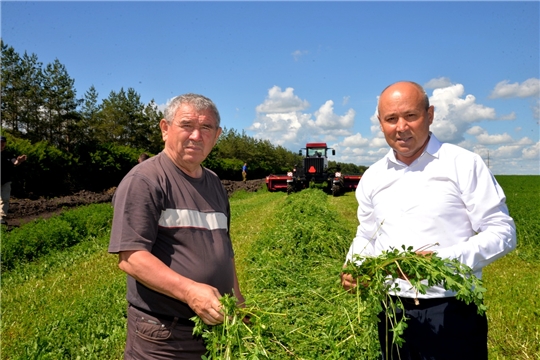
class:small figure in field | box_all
[109,93,245,359]
[341,81,516,360]
[138,152,150,163]
[1,136,27,225]
[242,162,247,183]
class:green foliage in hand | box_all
[191,294,275,360]
[343,245,487,347]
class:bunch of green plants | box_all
[192,293,281,360]
[343,245,487,348]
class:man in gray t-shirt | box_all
[109,94,245,359]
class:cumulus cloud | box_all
[314,100,355,129]
[341,133,370,147]
[522,142,540,159]
[255,86,310,113]
[424,77,452,89]
[430,84,497,142]
[466,126,485,136]
[250,86,355,148]
[476,132,513,145]
[489,78,540,99]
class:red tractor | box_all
[266,142,361,196]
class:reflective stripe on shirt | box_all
[159,209,228,231]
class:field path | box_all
[229,191,286,288]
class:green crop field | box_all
[1,175,538,359]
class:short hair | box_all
[138,153,150,161]
[378,81,430,112]
[164,93,221,127]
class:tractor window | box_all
[307,148,325,157]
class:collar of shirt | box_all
[386,133,442,167]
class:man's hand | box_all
[13,154,27,166]
[184,282,224,325]
[340,272,357,291]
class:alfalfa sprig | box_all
[191,293,285,360]
[342,245,487,347]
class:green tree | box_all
[41,58,82,149]
[0,42,44,138]
[79,85,102,144]
[99,87,161,151]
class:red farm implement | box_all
[266,142,361,196]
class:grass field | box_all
[1,175,538,359]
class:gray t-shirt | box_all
[109,152,235,319]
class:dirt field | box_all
[4,179,266,229]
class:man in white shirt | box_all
[341,81,516,359]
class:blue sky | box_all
[2,1,539,175]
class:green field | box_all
[1,175,538,359]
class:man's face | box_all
[378,83,434,165]
[1,141,6,152]
[160,103,221,172]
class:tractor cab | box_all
[296,143,335,183]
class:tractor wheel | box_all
[331,185,341,197]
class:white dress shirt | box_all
[346,134,516,298]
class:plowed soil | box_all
[5,179,266,229]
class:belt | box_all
[131,305,195,326]
[389,295,457,310]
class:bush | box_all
[1,203,112,271]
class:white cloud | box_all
[493,145,523,158]
[522,142,540,160]
[255,86,310,113]
[250,86,356,148]
[341,133,370,147]
[489,78,540,99]
[292,50,308,61]
[498,112,516,120]
[430,84,497,142]
[314,100,355,129]
[476,132,513,145]
[533,98,540,120]
[424,77,452,89]
[466,126,484,136]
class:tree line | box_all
[1,41,366,198]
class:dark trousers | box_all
[378,296,488,360]
[125,305,206,360]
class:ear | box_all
[427,106,434,125]
[159,119,169,142]
[213,127,222,146]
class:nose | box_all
[189,128,203,141]
[396,116,408,132]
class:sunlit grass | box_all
[1,177,538,359]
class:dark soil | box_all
[4,179,266,229]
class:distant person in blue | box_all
[1,136,27,225]
[242,162,247,183]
